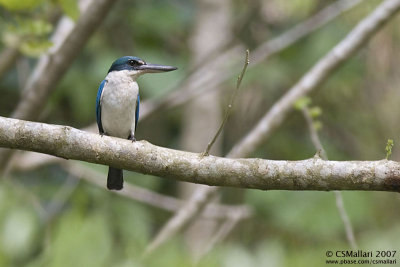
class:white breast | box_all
[101,71,139,139]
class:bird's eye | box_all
[128,60,144,66]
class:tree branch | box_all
[0,46,20,79]
[142,0,400,254]
[143,0,368,254]
[0,0,117,169]
[144,185,218,256]
[0,116,399,192]
[11,0,116,121]
[63,162,253,220]
[53,0,363,151]
[229,0,400,158]
[140,0,364,120]
[194,209,243,263]
[301,105,358,250]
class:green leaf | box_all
[20,40,53,57]
[309,106,322,118]
[11,18,53,36]
[293,96,311,110]
[2,17,53,57]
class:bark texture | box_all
[0,116,399,192]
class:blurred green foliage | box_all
[0,0,45,11]
[0,0,400,266]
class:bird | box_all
[96,56,177,190]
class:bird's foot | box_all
[128,135,136,142]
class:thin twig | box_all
[194,210,243,263]
[334,191,358,250]
[143,185,217,256]
[203,50,249,156]
[142,0,400,256]
[301,107,358,250]
[229,0,400,158]
[139,0,364,121]
[301,107,327,159]
[250,0,363,65]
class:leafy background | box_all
[0,0,400,266]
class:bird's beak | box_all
[138,63,177,73]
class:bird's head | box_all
[108,56,177,78]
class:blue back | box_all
[96,80,106,134]
[135,93,140,131]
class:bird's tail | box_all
[107,167,123,190]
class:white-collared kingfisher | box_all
[96,56,177,190]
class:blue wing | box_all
[135,93,140,131]
[96,80,107,134]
